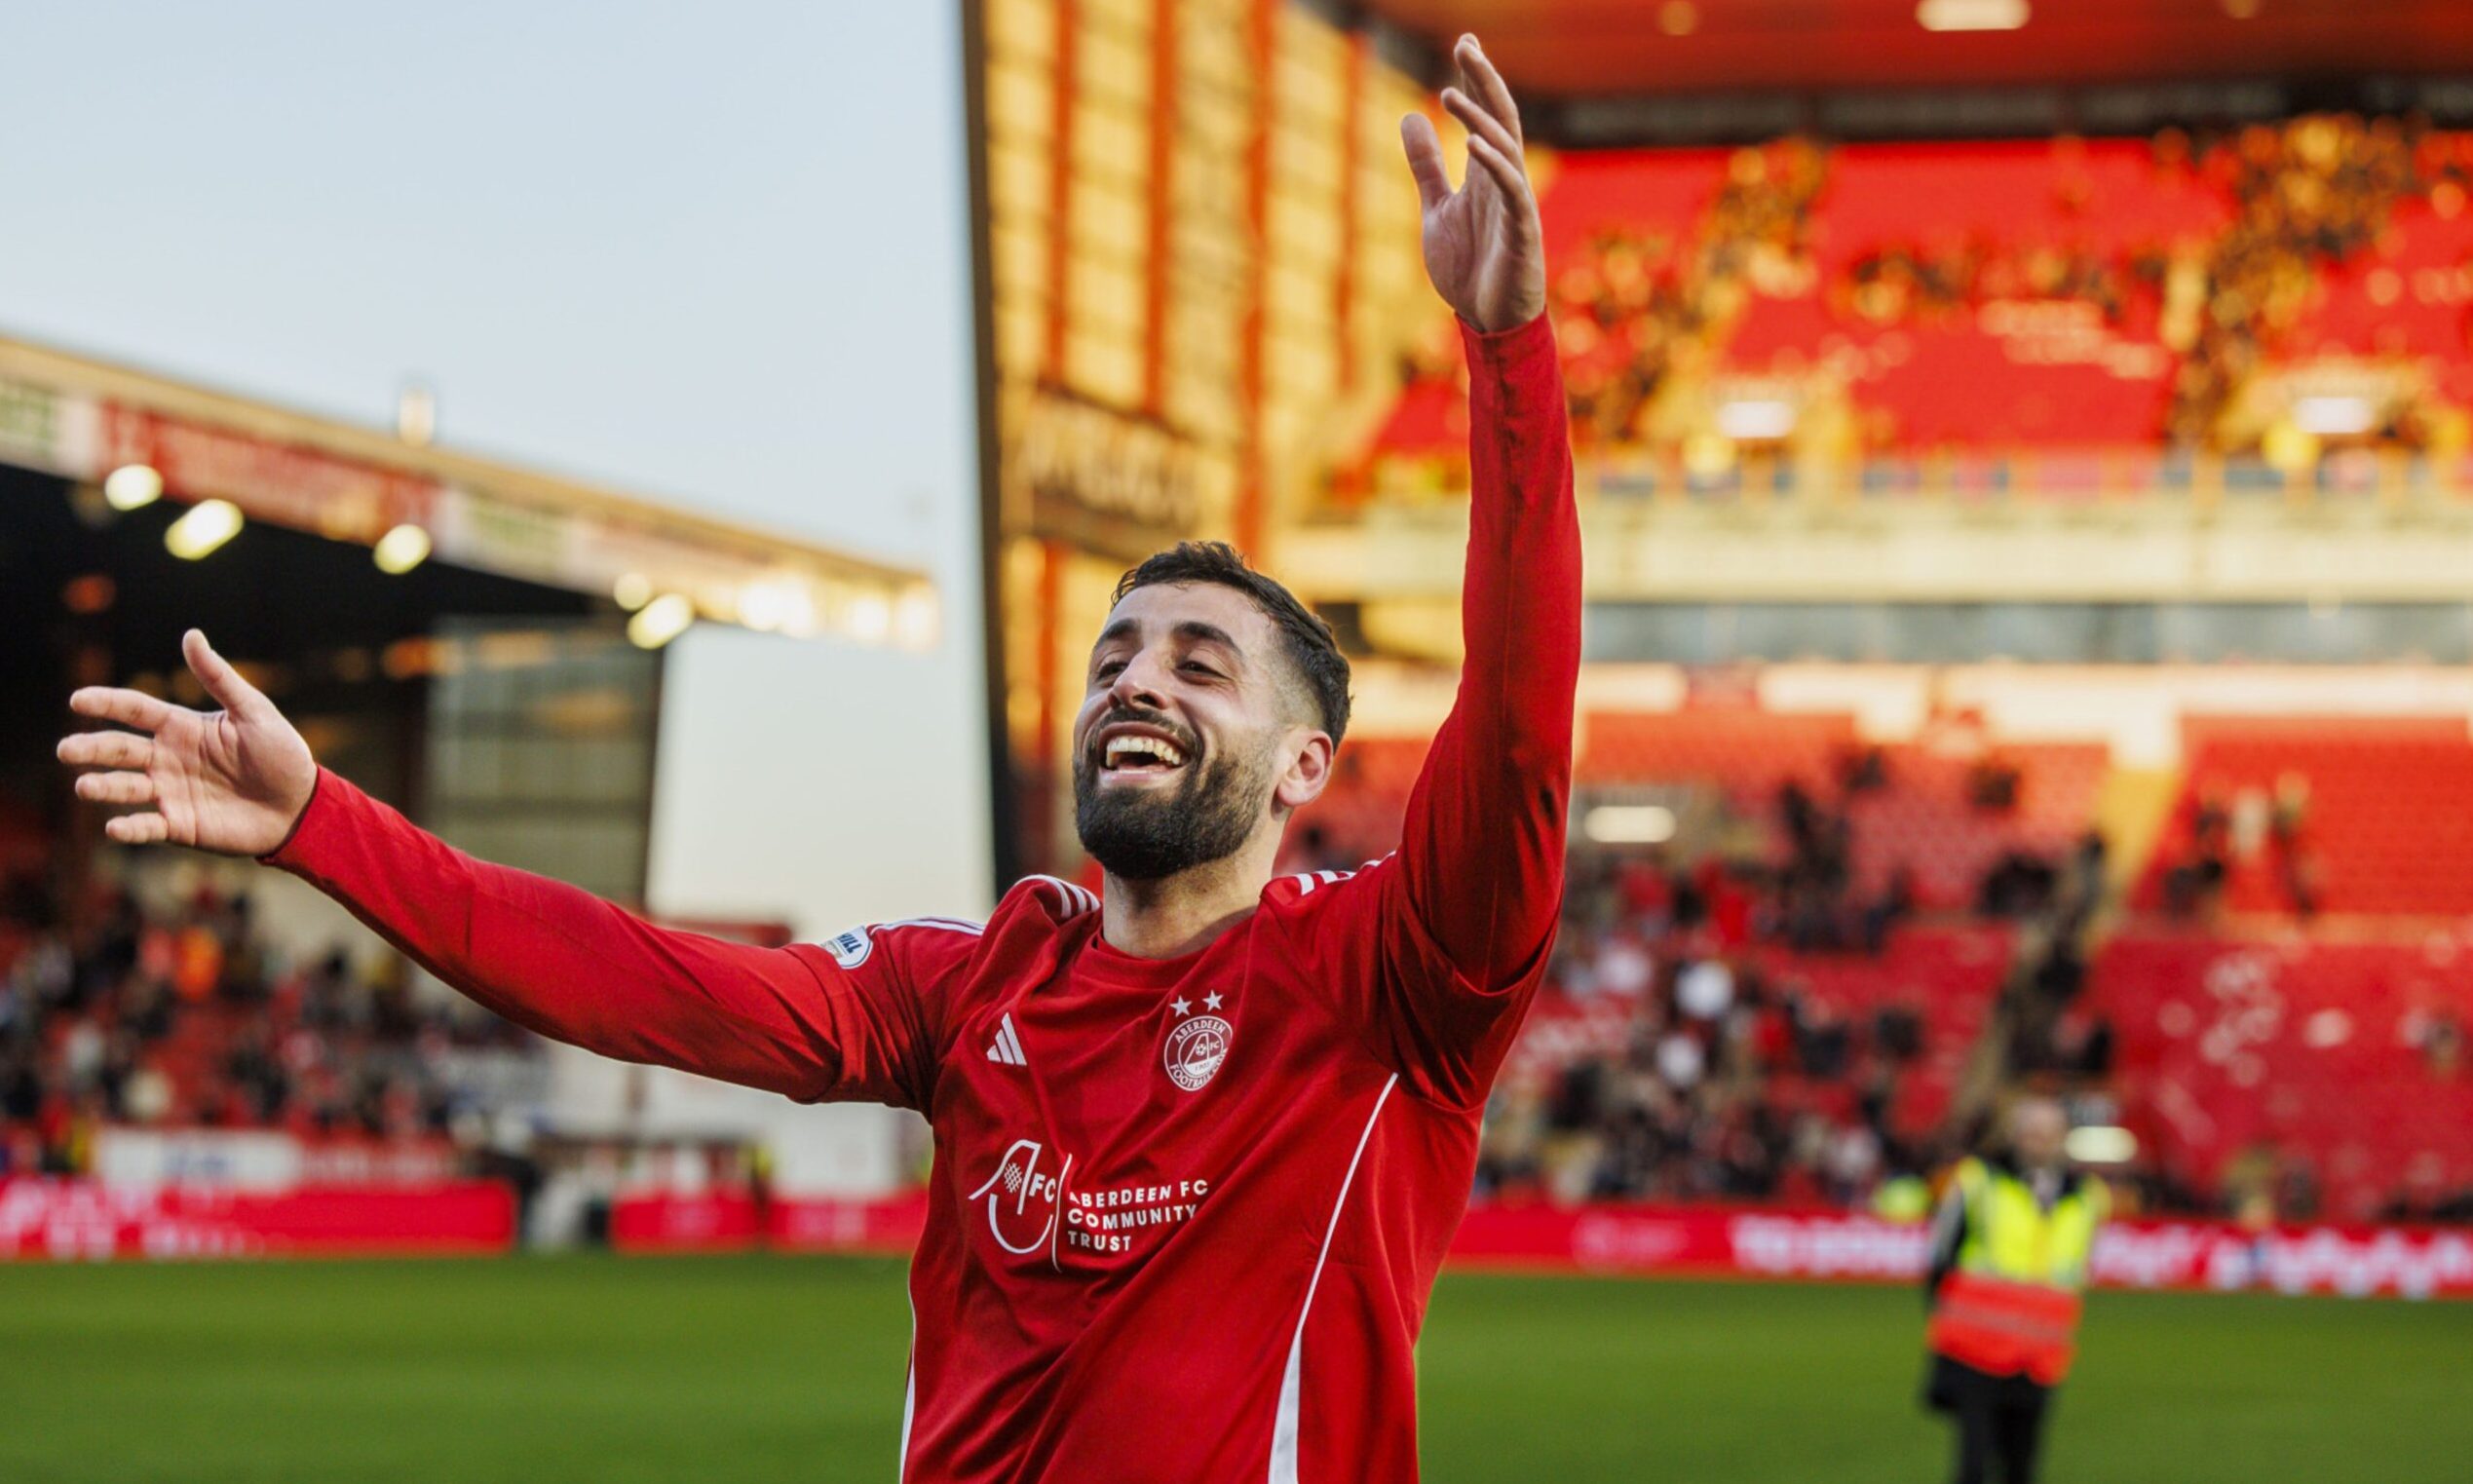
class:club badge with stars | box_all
[1162,993,1232,1093]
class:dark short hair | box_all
[1113,541,1351,745]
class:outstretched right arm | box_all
[58,630,947,1109]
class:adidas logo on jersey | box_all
[986,1012,1028,1068]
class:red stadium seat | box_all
[1578,708,1857,801]
[2139,716,2473,916]
[1361,130,2473,469]
[2093,928,2473,1221]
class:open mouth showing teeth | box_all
[1102,734,1190,775]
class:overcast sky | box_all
[0,2,997,919]
[0,1,977,574]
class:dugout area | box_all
[0,330,936,909]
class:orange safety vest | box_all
[1927,1270,2084,1385]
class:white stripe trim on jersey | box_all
[879,916,986,936]
[1286,866,1355,897]
[1268,1072,1399,1484]
[898,1293,917,1482]
[1024,874,1100,917]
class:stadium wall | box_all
[600,1193,2473,1302]
[0,1180,515,1261]
[614,625,993,1196]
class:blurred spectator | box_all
[1676,959,1733,1021]
[2162,783,2233,918]
[2267,772,2319,920]
[1362,110,2473,508]
[0,874,534,1175]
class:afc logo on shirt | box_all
[963,1135,1215,1267]
[968,1138,1066,1256]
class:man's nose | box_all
[1108,653,1172,712]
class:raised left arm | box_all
[1280,38,1578,1108]
[1394,35,1579,991]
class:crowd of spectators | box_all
[2161,115,2465,447]
[0,870,531,1177]
[1466,748,2118,1216]
[1374,113,2473,477]
[6,746,2447,1225]
[2156,773,2321,920]
[1475,901,1935,1211]
[1843,115,2473,455]
[1551,138,1830,449]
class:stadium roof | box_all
[0,330,936,648]
[1364,0,2473,99]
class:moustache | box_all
[1081,706,1200,767]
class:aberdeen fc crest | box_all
[1163,1013,1233,1092]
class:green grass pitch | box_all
[0,1254,2461,1482]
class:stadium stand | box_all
[1297,735,1433,868]
[15,693,2470,1226]
[1575,708,2105,910]
[2142,716,2473,918]
[1353,117,2473,498]
[1578,706,1858,798]
[2094,929,2473,1223]
[0,867,530,1178]
[1478,921,2009,1208]
[1301,683,2473,1228]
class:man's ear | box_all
[1274,729,1335,814]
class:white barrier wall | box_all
[620,625,989,1195]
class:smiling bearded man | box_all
[57,33,1578,1484]
[1073,544,1338,886]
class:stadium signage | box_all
[0,1179,514,1261]
[87,1129,463,1192]
[94,401,440,544]
[0,376,87,476]
[429,484,576,585]
[1451,1204,2473,1301]
[92,1129,302,1192]
[1011,388,1206,559]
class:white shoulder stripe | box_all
[1286,865,1361,897]
[879,915,986,935]
[1023,874,1101,917]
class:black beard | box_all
[1074,734,1270,882]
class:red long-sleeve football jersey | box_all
[266,314,1579,1482]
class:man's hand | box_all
[57,628,317,856]
[1401,34,1545,335]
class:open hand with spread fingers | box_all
[1401,33,1546,334]
[57,628,318,857]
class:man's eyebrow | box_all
[1090,617,1247,664]
[1171,621,1243,660]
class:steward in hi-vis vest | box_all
[1923,1097,2108,1484]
